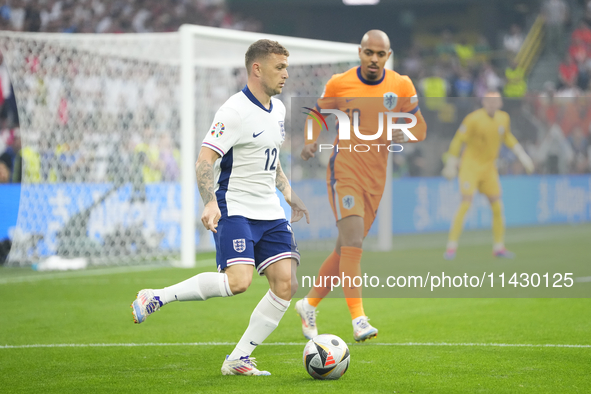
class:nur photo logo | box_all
[303,106,418,153]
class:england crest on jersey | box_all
[279,121,285,142]
[233,238,246,253]
[383,92,398,110]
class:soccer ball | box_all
[303,334,350,380]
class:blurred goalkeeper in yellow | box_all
[441,91,534,259]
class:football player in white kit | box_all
[131,39,309,376]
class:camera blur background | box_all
[0,0,589,262]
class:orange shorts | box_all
[327,180,382,237]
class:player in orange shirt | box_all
[295,30,427,342]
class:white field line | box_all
[0,260,216,285]
[2,269,590,285]
[1,342,589,350]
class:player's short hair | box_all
[484,90,501,97]
[245,39,289,74]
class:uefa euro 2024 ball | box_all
[303,334,350,380]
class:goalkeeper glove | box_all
[512,144,534,174]
[442,154,459,180]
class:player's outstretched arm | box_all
[442,154,460,180]
[511,143,535,174]
[276,160,310,224]
[196,147,222,233]
[505,130,535,174]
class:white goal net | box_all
[0,26,360,268]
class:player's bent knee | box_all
[461,194,474,203]
[271,281,292,300]
[341,236,363,249]
[266,271,292,299]
[225,265,253,294]
[229,280,251,295]
[291,276,299,298]
[265,259,294,300]
[487,194,500,204]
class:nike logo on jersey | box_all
[250,341,259,346]
[345,98,356,103]
[253,130,265,138]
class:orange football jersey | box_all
[314,66,420,195]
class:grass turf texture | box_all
[1,224,590,393]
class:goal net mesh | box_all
[0,30,357,267]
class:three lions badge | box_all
[233,239,246,253]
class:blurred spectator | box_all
[558,54,578,87]
[0,128,16,177]
[504,60,527,98]
[568,126,590,173]
[568,36,589,64]
[23,1,41,32]
[401,46,423,81]
[584,0,591,27]
[535,123,574,173]
[474,34,492,62]
[0,52,18,128]
[10,133,23,183]
[9,0,26,31]
[159,134,180,182]
[0,150,12,183]
[436,30,456,58]
[55,138,86,182]
[571,20,591,46]
[503,24,525,57]
[576,57,590,90]
[569,125,589,153]
[419,67,449,110]
[454,38,475,67]
[0,0,261,34]
[453,68,474,97]
[555,80,582,97]
[542,0,569,56]
[135,128,163,184]
[474,63,502,97]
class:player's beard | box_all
[365,63,381,80]
[262,80,281,97]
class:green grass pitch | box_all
[1,224,590,393]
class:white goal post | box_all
[0,25,393,269]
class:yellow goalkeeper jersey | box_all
[448,108,518,168]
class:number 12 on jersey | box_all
[264,148,277,171]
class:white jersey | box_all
[202,86,286,220]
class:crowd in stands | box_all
[0,0,259,185]
[399,26,529,100]
[0,0,589,185]
[538,0,591,176]
[557,17,591,94]
[0,0,261,34]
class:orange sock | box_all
[306,250,340,307]
[340,246,365,320]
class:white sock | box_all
[302,297,316,311]
[153,272,233,304]
[228,290,290,360]
[446,241,458,250]
[493,243,505,252]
